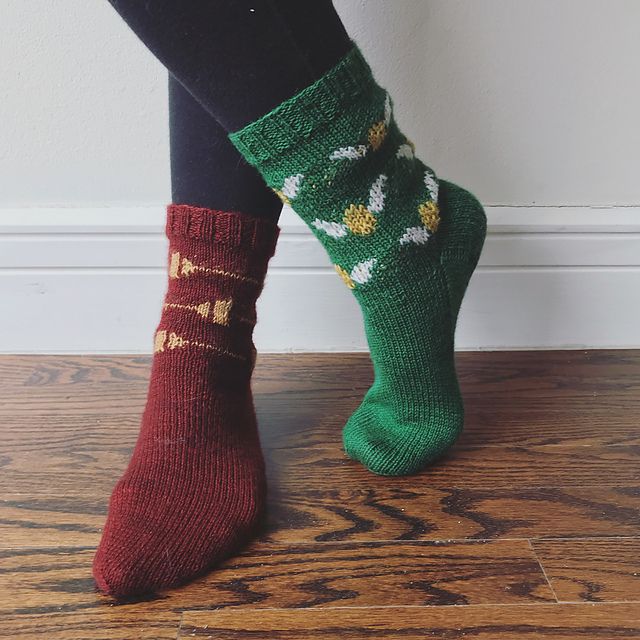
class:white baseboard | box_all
[1,206,639,353]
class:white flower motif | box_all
[329,145,368,161]
[384,94,392,126]
[351,258,378,285]
[424,170,439,202]
[399,226,432,246]
[396,144,414,160]
[312,218,349,239]
[368,174,387,214]
[328,95,390,162]
[282,173,304,200]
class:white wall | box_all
[0,0,170,206]
[1,0,639,352]
[340,0,640,206]
[2,0,640,207]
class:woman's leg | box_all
[168,75,281,218]
[106,0,351,129]
[230,46,487,476]
[94,2,350,598]
[105,0,486,493]
[93,76,281,598]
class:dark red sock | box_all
[93,205,279,598]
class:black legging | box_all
[168,76,283,217]
[108,1,352,220]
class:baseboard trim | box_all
[1,206,639,353]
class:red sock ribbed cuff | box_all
[166,204,280,258]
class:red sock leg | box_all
[93,205,279,598]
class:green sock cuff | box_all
[229,45,380,167]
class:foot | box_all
[93,206,278,597]
[230,46,486,476]
[342,180,486,475]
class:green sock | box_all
[230,46,486,476]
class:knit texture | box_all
[230,46,487,475]
[93,205,279,597]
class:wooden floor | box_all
[1,351,640,639]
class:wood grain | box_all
[3,444,638,549]
[0,540,552,615]
[0,493,104,548]
[4,485,639,550]
[533,538,640,602]
[184,539,554,608]
[0,610,180,640]
[4,441,639,496]
[265,485,640,543]
[2,351,639,449]
[180,603,640,639]
[0,356,150,418]
[1,352,639,639]
[265,444,640,491]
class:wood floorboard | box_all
[0,610,181,640]
[3,440,638,515]
[1,352,639,638]
[0,540,553,616]
[179,604,640,639]
[264,444,640,490]
[532,538,640,603]
[264,485,640,543]
[2,441,639,553]
[2,351,639,450]
[3,485,639,550]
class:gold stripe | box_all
[164,301,211,319]
[212,299,233,326]
[164,299,234,325]
[169,252,181,279]
[169,251,258,285]
[154,330,167,353]
[157,331,245,361]
[198,266,259,285]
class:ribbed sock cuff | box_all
[228,45,383,168]
[166,204,280,258]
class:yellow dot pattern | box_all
[343,204,377,236]
[212,299,233,326]
[273,189,290,205]
[335,264,355,289]
[419,201,441,233]
[368,121,387,151]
